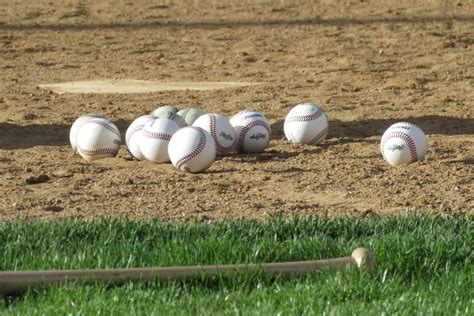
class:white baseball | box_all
[125,115,155,160]
[177,108,205,126]
[229,110,271,153]
[151,105,179,116]
[76,118,121,162]
[152,110,187,128]
[380,122,428,166]
[69,113,105,152]
[284,103,329,145]
[192,113,235,155]
[139,118,180,163]
[168,126,216,173]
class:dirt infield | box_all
[0,1,472,220]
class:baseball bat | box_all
[0,248,374,296]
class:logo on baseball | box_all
[284,103,329,145]
[139,118,180,163]
[69,113,105,152]
[192,113,235,155]
[380,122,428,166]
[76,118,121,162]
[168,126,216,173]
[229,110,271,153]
[125,115,155,160]
[152,110,187,128]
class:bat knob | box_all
[351,248,375,274]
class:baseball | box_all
[69,113,105,152]
[229,110,271,153]
[139,118,180,163]
[153,109,187,128]
[284,103,329,145]
[177,108,205,126]
[125,115,155,160]
[192,113,235,155]
[76,118,121,162]
[151,105,179,117]
[168,126,216,173]
[380,122,428,166]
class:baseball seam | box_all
[286,109,324,124]
[209,114,226,155]
[309,126,329,145]
[381,131,418,162]
[140,130,173,163]
[175,127,207,170]
[126,124,146,147]
[141,130,172,141]
[77,145,118,157]
[89,119,121,138]
[238,120,271,151]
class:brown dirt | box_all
[0,0,473,221]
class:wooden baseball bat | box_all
[0,248,374,296]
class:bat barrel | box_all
[0,248,373,296]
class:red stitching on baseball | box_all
[139,130,173,163]
[238,120,271,151]
[381,131,418,162]
[309,126,328,145]
[209,114,226,155]
[126,124,146,147]
[141,130,172,141]
[77,146,118,157]
[88,119,121,138]
[175,127,207,170]
[286,109,324,123]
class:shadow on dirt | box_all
[0,120,131,150]
[206,168,240,174]
[447,159,474,165]
[1,115,472,150]
[261,166,316,174]
[224,145,327,164]
[0,15,473,32]
[271,115,474,142]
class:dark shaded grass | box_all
[0,215,472,315]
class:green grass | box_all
[0,215,472,315]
